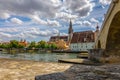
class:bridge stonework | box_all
[89,0,120,63]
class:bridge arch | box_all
[106,11,120,55]
[98,40,101,49]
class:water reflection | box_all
[0,52,77,62]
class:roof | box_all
[71,31,95,43]
[50,36,68,42]
[50,36,68,39]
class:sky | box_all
[0,0,112,42]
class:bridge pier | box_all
[88,49,120,63]
[88,49,105,62]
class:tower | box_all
[95,23,99,41]
[68,19,73,42]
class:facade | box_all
[49,36,68,42]
[70,31,95,51]
[49,19,73,43]
[49,19,99,51]
[19,39,28,47]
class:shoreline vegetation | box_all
[0,39,86,54]
[0,40,58,54]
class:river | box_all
[0,52,77,62]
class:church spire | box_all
[96,23,99,32]
[68,19,73,42]
[95,23,100,41]
[68,19,73,34]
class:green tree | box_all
[50,43,57,50]
[18,44,24,48]
[28,41,36,48]
[37,40,47,49]
[10,40,19,48]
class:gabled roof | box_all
[71,31,95,43]
[50,36,68,42]
[50,36,68,39]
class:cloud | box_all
[75,21,83,25]
[0,12,10,19]
[0,32,12,38]
[60,32,68,36]
[0,27,60,41]
[99,0,112,5]
[75,20,92,27]
[27,28,59,37]
[90,18,99,23]
[47,19,60,27]
[63,0,94,17]
[56,12,78,20]
[0,0,94,20]
[83,21,92,26]
[30,15,60,27]
[30,15,47,25]
[10,18,23,24]
[53,29,59,34]
[0,0,61,18]
[0,27,20,33]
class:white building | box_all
[70,31,95,51]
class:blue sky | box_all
[0,0,112,42]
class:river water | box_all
[0,52,77,62]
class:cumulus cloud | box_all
[63,0,94,17]
[75,20,92,27]
[56,12,78,20]
[0,0,61,18]
[0,27,20,33]
[83,21,92,26]
[47,19,60,27]
[10,18,23,24]
[0,0,93,19]
[53,29,59,33]
[0,32,12,38]
[27,28,59,37]
[30,15,47,25]
[90,18,99,23]
[0,27,60,41]
[60,32,68,36]
[30,15,60,27]
[99,0,112,5]
[75,21,83,25]
[0,12,10,19]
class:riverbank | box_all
[0,58,72,80]
[0,58,120,80]
[36,63,120,80]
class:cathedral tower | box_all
[95,23,99,41]
[68,19,73,42]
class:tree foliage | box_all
[28,41,36,48]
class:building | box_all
[70,31,95,51]
[49,36,68,42]
[49,19,99,51]
[19,39,28,47]
[94,24,100,41]
[68,19,73,43]
[49,19,73,43]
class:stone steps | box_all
[77,52,89,59]
[58,58,94,65]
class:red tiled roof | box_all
[50,36,68,42]
[50,36,68,39]
[71,31,95,43]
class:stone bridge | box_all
[95,0,120,56]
